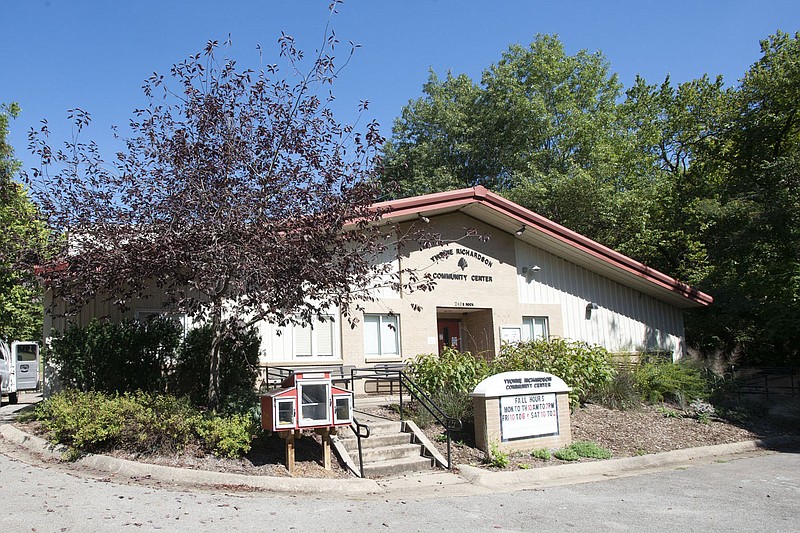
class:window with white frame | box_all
[135,309,187,335]
[293,316,335,358]
[522,316,549,341]
[363,314,400,358]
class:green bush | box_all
[36,389,129,451]
[431,387,474,423]
[494,339,617,407]
[48,318,182,393]
[169,324,261,413]
[195,413,256,458]
[409,347,491,395]
[569,440,612,459]
[635,360,709,406]
[35,390,254,458]
[589,366,641,410]
[35,390,197,454]
[409,347,490,426]
[553,447,579,461]
[487,442,510,468]
[531,448,551,461]
[553,441,611,461]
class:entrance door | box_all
[437,319,462,353]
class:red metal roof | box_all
[374,186,713,308]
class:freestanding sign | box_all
[471,371,572,454]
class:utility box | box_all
[260,371,354,432]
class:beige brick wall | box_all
[341,212,564,366]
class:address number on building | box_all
[454,302,474,307]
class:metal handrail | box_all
[350,366,463,469]
[349,417,371,478]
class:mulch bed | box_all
[12,399,797,477]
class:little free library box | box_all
[470,371,572,453]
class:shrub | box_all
[569,440,612,459]
[169,324,261,413]
[431,387,474,423]
[48,318,182,393]
[635,360,709,406]
[35,390,197,454]
[36,389,130,451]
[195,413,256,458]
[35,390,254,458]
[409,347,491,395]
[487,441,510,468]
[409,347,490,426]
[553,447,579,461]
[531,448,551,461]
[494,339,616,407]
[589,366,641,410]
[689,399,716,424]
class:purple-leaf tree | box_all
[27,29,433,409]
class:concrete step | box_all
[338,432,412,451]
[352,419,403,436]
[362,456,434,478]
[358,443,422,463]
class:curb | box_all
[0,424,383,495]
[456,436,800,490]
[2,423,796,496]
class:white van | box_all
[0,341,40,404]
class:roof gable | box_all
[374,186,712,309]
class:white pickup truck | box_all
[0,341,40,404]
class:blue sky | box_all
[3,0,799,176]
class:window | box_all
[14,344,38,362]
[364,314,400,358]
[135,309,187,335]
[522,317,549,341]
[293,316,335,358]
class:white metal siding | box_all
[516,241,685,358]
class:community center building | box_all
[43,186,712,372]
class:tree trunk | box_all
[207,303,223,410]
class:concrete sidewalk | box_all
[1,420,796,499]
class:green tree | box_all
[0,103,49,342]
[690,31,800,365]
[618,74,734,282]
[383,30,800,366]
[382,70,486,196]
[384,36,670,256]
[29,32,444,409]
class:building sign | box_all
[429,246,495,283]
[471,371,572,443]
[500,326,522,344]
[499,393,559,440]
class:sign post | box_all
[470,371,572,454]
